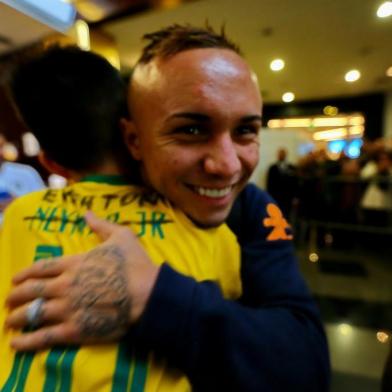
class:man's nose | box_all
[203,134,241,178]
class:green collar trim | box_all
[79,174,129,185]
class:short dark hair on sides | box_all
[10,45,127,172]
[137,24,241,64]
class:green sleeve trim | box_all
[79,174,130,186]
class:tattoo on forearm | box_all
[70,245,131,339]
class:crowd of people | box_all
[267,139,392,228]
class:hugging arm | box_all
[4,186,330,390]
[131,184,330,391]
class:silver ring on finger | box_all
[26,297,45,329]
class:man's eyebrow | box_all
[169,112,210,121]
[168,113,262,123]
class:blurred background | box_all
[0,0,392,390]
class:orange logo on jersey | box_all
[263,203,293,241]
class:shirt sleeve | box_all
[132,183,330,392]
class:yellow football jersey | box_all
[0,175,241,392]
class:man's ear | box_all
[38,151,72,179]
[120,117,142,160]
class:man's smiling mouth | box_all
[190,185,233,198]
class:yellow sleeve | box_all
[0,201,20,371]
[0,198,37,308]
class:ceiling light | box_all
[386,66,392,77]
[267,119,283,128]
[348,115,365,126]
[339,323,352,336]
[3,0,76,32]
[270,59,285,71]
[349,125,365,135]
[283,118,312,127]
[309,253,319,263]
[282,92,295,103]
[345,70,361,83]
[323,106,338,116]
[313,128,347,141]
[22,132,40,157]
[377,331,389,343]
[268,118,308,128]
[377,2,392,18]
[312,117,347,127]
[268,115,365,130]
[74,19,90,51]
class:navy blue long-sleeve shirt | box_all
[134,183,330,391]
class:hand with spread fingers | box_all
[4,212,160,351]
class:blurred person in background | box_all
[296,149,329,221]
[360,139,387,177]
[266,147,297,218]
[337,157,361,224]
[0,134,45,223]
[360,149,392,226]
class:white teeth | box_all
[195,186,231,198]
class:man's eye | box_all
[236,125,260,136]
[176,125,203,135]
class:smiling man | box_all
[122,45,261,227]
[4,25,330,391]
